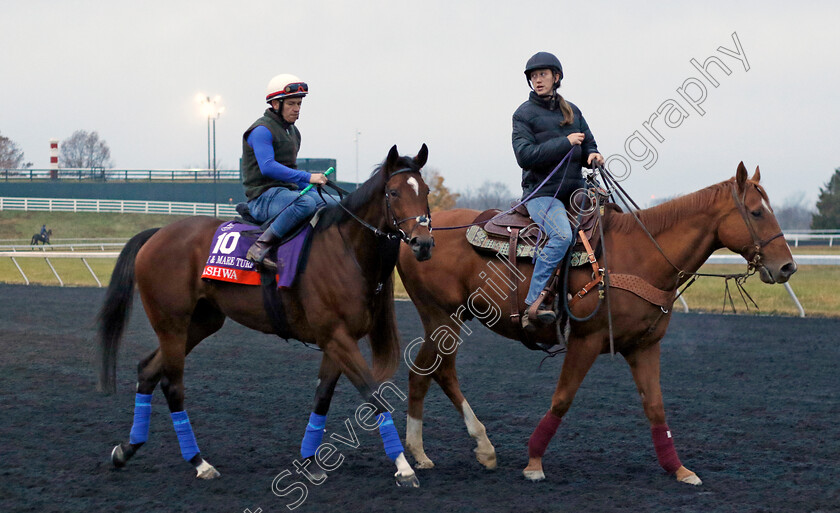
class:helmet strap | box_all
[270,99,283,114]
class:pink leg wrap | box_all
[651,424,682,473]
[528,411,562,458]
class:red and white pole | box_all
[49,138,59,179]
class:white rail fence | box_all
[3,245,837,317]
[0,251,119,287]
[785,231,840,247]
[0,196,238,217]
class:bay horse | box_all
[30,229,51,246]
[396,162,796,485]
[97,145,433,486]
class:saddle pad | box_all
[202,221,311,288]
[466,224,592,267]
[465,225,540,259]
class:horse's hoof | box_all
[414,454,435,468]
[195,460,221,479]
[474,448,497,470]
[677,472,702,485]
[303,456,328,482]
[413,457,435,469]
[523,469,545,482]
[395,472,420,488]
[110,445,127,468]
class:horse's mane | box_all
[606,179,733,236]
[314,154,420,232]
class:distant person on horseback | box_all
[241,73,328,271]
[512,51,605,332]
[40,224,47,238]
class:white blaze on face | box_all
[407,177,420,196]
[761,198,771,212]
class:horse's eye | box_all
[750,209,762,218]
[388,190,399,197]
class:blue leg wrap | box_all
[171,410,200,461]
[301,412,327,458]
[129,393,153,444]
[377,412,404,461]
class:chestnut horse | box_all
[97,145,433,486]
[396,163,796,485]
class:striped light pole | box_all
[49,138,59,179]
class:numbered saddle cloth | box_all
[201,220,312,288]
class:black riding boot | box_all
[246,230,280,272]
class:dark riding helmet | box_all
[524,51,563,87]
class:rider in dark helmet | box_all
[241,74,328,271]
[512,51,604,338]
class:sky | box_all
[2,0,839,208]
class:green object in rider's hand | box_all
[299,167,335,195]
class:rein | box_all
[318,167,432,245]
[433,145,581,231]
[596,166,771,312]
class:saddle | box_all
[467,196,609,267]
[235,202,320,245]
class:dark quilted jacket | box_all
[512,91,599,202]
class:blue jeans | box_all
[525,196,574,305]
[247,187,326,239]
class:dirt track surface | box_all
[0,283,838,513]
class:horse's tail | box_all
[368,272,401,383]
[96,227,160,394]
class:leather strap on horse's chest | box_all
[566,229,676,311]
[568,229,604,308]
[608,273,676,310]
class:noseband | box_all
[385,167,433,244]
[730,182,784,268]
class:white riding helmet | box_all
[265,74,308,103]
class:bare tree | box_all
[774,192,814,231]
[60,130,113,168]
[0,131,32,168]
[456,181,516,210]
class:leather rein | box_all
[566,169,785,355]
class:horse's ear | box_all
[751,165,761,183]
[736,161,748,192]
[414,143,429,169]
[386,145,400,170]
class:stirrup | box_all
[526,301,557,326]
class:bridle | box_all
[586,169,786,321]
[729,181,784,269]
[385,168,433,244]
[324,166,433,245]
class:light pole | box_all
[354,130,361,190]
[196,94,224,216]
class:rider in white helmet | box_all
[241,74,328,271]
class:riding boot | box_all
[246,230,280,272]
